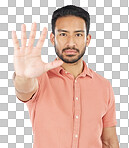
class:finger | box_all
[12,30,20,50]
[36,27,47,49]
[21,24,27,49]
[45,59,64,72]
[28,22,37,49]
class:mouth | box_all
[64,49,77,54]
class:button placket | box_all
[72,78,81,148]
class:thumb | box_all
[45,59,64,71]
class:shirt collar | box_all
[53,58,93,78]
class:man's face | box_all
[50,15,91,63]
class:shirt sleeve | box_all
[15,74,42,104]
[102,80,117,128]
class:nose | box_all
[66,35,76,48]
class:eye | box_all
[76,33,83,37]
[59,33,67,36]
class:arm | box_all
[12,23,63,102]
[102,140,119,148]
[101,126,120,148]
[13,72,39,102]
[102,80,119,147]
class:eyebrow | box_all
[57,29,85,33]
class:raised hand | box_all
[12,22,63,79]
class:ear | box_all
[86,34,91,46]
[50,32,55,46]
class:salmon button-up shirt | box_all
[16,58,117,148]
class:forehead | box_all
[55,16,86,31]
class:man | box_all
[12,5,119,148]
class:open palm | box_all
[12,22,63,79]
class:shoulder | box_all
[89,68,109,87]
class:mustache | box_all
[63,47,79,52]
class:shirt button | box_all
[65,71,68,73]
[76,97,78,100]
[75,134,78,138]
[75,80,77,83]
[76,115,79,119]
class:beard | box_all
[54,43,86,64]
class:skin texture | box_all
[101,126,119,147]
[50,16,91,78]
[12,23,64,79]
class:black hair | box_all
[51,5,90,36]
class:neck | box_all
[59,58,84,79]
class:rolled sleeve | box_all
[14,73,42,104]
[102,80,117,127]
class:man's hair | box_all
[51,5,90,36]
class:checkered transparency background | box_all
[0,0,128,147]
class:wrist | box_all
[12,72,37,94]
[12,72,32,81]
